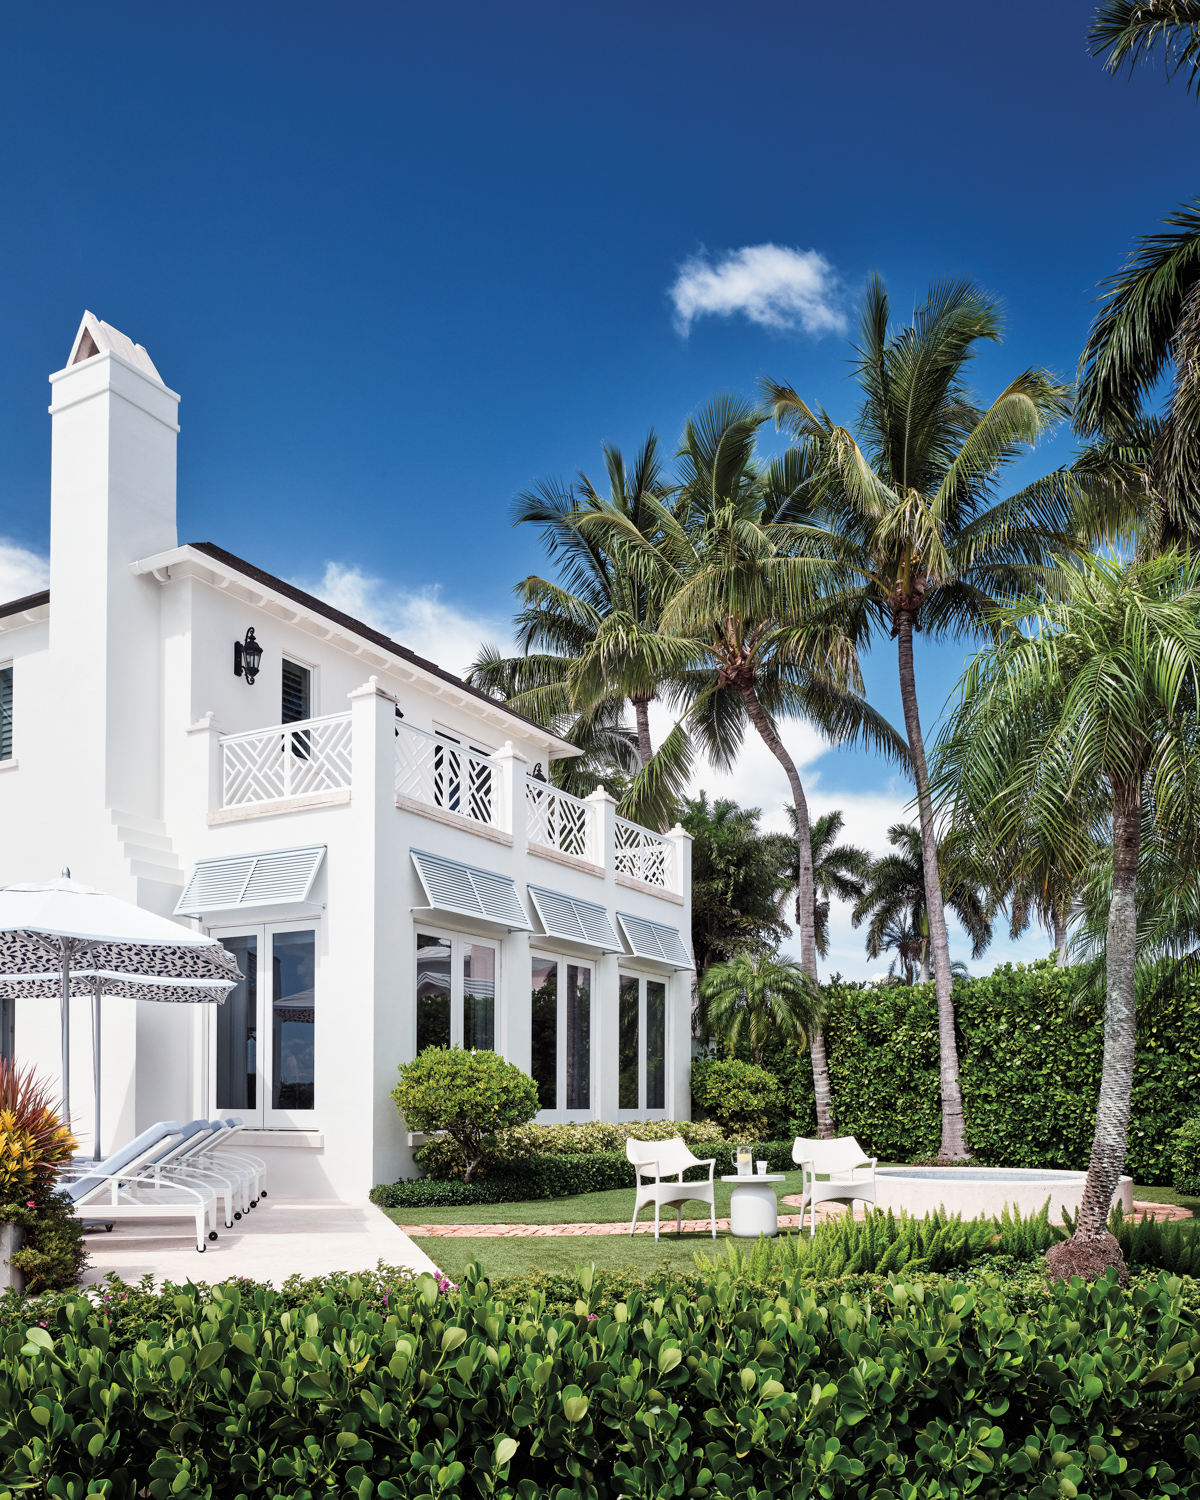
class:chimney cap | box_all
[66,311,163,383]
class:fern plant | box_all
[1060,1202,1200,1277]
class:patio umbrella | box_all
[0,872,241,1152]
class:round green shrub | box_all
[392,1047,539,1182]
[1171,1114,1200,1197]
[691,1057,781,1138]
[413,1116,727,1182]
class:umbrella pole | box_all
[92,977,102,1161]
[60,946,70,1126]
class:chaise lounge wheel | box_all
[234,1211,241,1220]
[197,1244,205,1253]
[208,1231,217,1241]
[250,1198,258,1206]
[105,1223,113,1232]
[260,1190,267,1198]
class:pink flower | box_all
[25,1201,35,1209]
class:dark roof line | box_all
[0,589,50,621]
[185,542,552,742]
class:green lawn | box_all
[413,1228,746,1282]
[1130,1183,1200,1214]
[385,1170,811,1227]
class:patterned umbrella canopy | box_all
[0,875,241,1149]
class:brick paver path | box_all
[403,1198,1191,1239]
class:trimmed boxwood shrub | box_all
[691,1057,781,1137]
[1,1260,1199,1495]
[414,1118,726,1183]
[758,959,1200,1183]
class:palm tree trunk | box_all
[739,684,835,1138]
[896,615,967,1160]
[1053,905,1068,964]
[1076,778,1140,1240]
[631,695,654,766]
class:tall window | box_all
[212,924,317,1126]
[282,660,311,722]
[532,954,593,1117]
[0,664,12,761]
[415,928,498,1054]
[618,972,668,1114]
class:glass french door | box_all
[531,952,593,1120]
[208,920,318,1128]
[415,927,498,1054]
[618,971,667,1115]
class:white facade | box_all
[0,314,694,1199]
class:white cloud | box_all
[0,538,49,603]
[670,243,846,336]
[303,562,509,681]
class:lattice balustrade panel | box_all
[221,714,353,807]
[525,779,593,859]
[395,722,496,826]
[614,816,672,887]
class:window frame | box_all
[204,918,320,1129]
[615,968,670,1119]
[413,924,501,1055]
[530,947,597,1123]
[281,655,318,723]
[0,661,12,762]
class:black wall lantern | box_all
[233,628,263,685]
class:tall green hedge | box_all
[758,960,1200,1184]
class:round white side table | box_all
[721,1174,787,1238]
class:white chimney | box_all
[47,312,180,820]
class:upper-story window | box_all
[0,664,12,761]
[282,660,311,723]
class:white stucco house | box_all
[0,314,694,1199]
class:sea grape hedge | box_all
[2,1262,1199,1498]
[759,959,1200,1184]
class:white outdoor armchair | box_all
[791,1135,877,1236]
[625,1136,716,1242]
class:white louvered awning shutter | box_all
[175,846,326,916]
[527,885,619,949]
[616,911,694,969]
[410,849,531,929]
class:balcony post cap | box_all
[584,784,618,805]
[186,711,224,734]
[348,675,397,703]
[492,740,528,763]
[665,821,693,841]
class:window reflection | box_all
[566,964,591,1110]
[531,957,557,1110]
[416,934,451,1051]
[619,975,639,1109]
[463,943,496,1051]
[217,935,257,1110]
[272,930,315,1111]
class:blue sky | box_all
[1,2,1194,975]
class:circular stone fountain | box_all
[873,1166,1134,1221]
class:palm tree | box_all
[779,808,871,960]
[697,950,821,1067]
[933,551,1200,1280]
[763,277,1075,1157]
[684,793,793,977]
[1075,204,1200,548]
[1089,3,1200,94]
[579,398,909,1136]
[467,433,678,771]
[852,822,992,983]
[878,917,925,985]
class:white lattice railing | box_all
[614,815,672,888]
[525,778,595,861]
[395,722,499,827]
[221,713,354,807]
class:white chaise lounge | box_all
[792,1135,878,1236]
[626,1136,717,1242]
[64,1121,215,1252]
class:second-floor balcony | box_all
[209,710,682,896]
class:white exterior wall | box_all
[0,321,695,1201]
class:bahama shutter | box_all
[410,849,531,929]
[175,845,326,916]
[527,885,619,949]
[616,911,694,969]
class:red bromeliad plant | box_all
[0,1056,78,1205]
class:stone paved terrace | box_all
[79,1197,440,1288]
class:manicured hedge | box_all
[2,1262,1198,1497]
[762,959,1200,1183]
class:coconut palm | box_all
[763,276,1075,1157]
[1090,2,1200,94]
[933,551,1200,1280]
[577,397,909,1135]
[852,822,992,983]
[697,949,821,1067]
[467,433,678,771]
[1075,204,1200,548]
[779,808,871,960]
